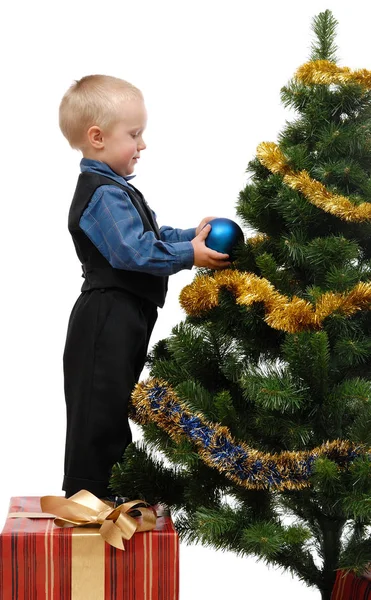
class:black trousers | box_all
[62,288,158,498]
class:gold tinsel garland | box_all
[179,269,371,332]
[256,142,371,222]
[295,60,371,88]
[130,378,365,491]
[247,232,269,247]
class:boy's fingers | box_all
[198,224,211,239]
[207,249,229,260]
[207,254,231,268]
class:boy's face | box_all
[90,98,148,177]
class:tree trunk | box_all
[320,588,333,600]
[318,517,345,600]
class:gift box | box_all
[331,569,371,599]
[0,496,179,600]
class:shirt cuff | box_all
[175,241,194,271]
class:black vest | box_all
[68,172,168,307]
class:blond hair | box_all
[59,74,143,149]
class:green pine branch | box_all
[309,10,338,63]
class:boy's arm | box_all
[79,186,195,276]
[159,216,217,243]
[159,225,196,243]
[80,186,229,274]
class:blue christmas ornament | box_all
[205,218,244,261]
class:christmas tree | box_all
[110,11,371,600]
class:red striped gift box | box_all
[331,570,371,599]
[0,496,179,600]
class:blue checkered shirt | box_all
[79,159,195,276]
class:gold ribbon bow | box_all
[40,490,157,550]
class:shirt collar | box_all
[80,158,136,186]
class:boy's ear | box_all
[87,125,104,149]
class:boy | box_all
[59,74,230,500]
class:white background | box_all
[1,1,370,598]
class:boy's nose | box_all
[138,135,146,151]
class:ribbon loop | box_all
[40,490,157,550]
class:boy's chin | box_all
[119,166,135,177]
[125,163,137,175]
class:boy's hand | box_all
[196,216,217,236]
[191,224,231,269]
